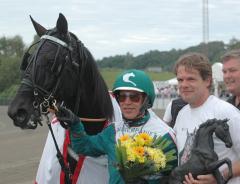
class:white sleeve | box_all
[229,115,240,156]
[163,100,172,124]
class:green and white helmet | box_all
[112,69,155,107]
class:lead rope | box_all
[40,99,72,184]
[41,97,107,184]
[42,114,72,184]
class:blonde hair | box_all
[221,49,240,63]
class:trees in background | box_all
[1,35,240,104]
[0,35,26,103]
[97,41,228,71]
[0,35,25,57]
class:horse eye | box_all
[223,124,228,130]
[56,64,63,74]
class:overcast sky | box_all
[1,0,240,59]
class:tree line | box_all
[97,38,240,70]
[0,35,240,103]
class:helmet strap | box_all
[139,96,150,115]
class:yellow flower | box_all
[119,134,135,147]
[133,146,145,163]
[116,133,177,181]
[124,141,133,150]
[125,146,135,161]
[134,132,153,146]
[133,146,145,157]
[145,147,166,170]
[125,146,145,163]
[119,134,130,142]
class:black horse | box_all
[8,13,114,131]
[7,13,115,183]
[169,118,233,184]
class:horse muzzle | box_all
[225,141,233,148]
[8,108,38,129]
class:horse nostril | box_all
[226,142,233,148]
[13,109,29,128]
[16,109,28,122]
[16,115,25,123]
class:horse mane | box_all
[199,118,217,129]
[199,118,229,129]
[68,32,114,120]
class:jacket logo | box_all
[123,72,136,86]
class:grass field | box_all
[99,68,174,89]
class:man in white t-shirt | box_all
[222,49,240,110]
[173,52,240,184]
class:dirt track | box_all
[0,106,164,184]
[0,106,48,184]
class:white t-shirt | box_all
[163,100,173,124]
[174,95,240,184]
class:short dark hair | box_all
[174,52,212,81]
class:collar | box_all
[227,95,240,110]
[124,111,150,127]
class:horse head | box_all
[214,119,232,148]
[8,13,113,130]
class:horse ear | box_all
[56,13,68,35]
[30,15,47,37]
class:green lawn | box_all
[99,68,175,89]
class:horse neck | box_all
[73,67,113,119]
[194,126,215,151]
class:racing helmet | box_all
[112,69,155,108]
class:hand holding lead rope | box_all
[49,101,79,129]
[55,106,79,127]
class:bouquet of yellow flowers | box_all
[115,132,177,183]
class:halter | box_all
[21,32,107,129]
[35,35,72,112]
[20,33,77,183]
[41,35,72,50]
[20,33,72,129]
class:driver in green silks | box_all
[56,69,178,184]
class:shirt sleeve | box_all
[229,115,240,156]
[163,100,173,124]
[70,122,114,157]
